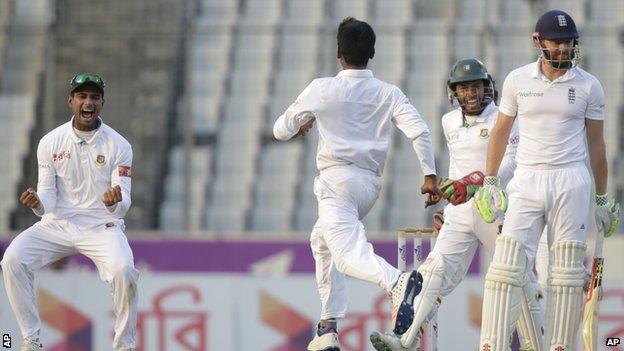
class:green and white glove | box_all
[474,176,508,223]
[595,194,620,237]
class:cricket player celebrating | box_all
[273,18,440,351]
[476,10,620,350]
[370,59,544,351]
[1,73,139,351]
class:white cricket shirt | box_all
[442,102,519,186]
[273,69,436,176]
[35,117,133,227]
[499,60,605,169]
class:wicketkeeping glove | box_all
[595,194,620,237]
[439,171,485,206]
[474,176,507,223]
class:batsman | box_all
[370,59,545,351]
[475,10,620,351]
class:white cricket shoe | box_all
[390,271,423,335]
[307,331,340,351]
[370,331,419,351]
[21,339,45,351]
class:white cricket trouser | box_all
[433,200,498,295]
[433,200,543,296]
[1,218,139,350]
[502,163,591,272]
[535,231,549,293]
[310,165,401,320]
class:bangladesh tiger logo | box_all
[95,155,106,166]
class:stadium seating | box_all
[157,0,624,233]
[0,0,52,231]
[1,0,621,234]
[0,95,36,230]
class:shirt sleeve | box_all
[392,89,436,175]
[498,121,519,187]
[34,139,57,216]
[585,78,605,120]
[108,144,132,218]
[273,79,321,141]
[498,72,518,117]
[441,116,457,179]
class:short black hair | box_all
[337,17,375,67]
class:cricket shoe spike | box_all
[390,271,423,335]
[370,331,419,351]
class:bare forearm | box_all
[486,125,510,177]
[589,139,608,194]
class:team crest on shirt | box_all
[568,87,576,104]
[479,128,489,139]
[95,155,106,166]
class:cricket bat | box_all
[582,230,605,351]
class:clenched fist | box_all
[102,185,123,207]
[20,188,42,211]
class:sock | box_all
[317,318,337,336]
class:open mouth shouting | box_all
[80,106,96,121]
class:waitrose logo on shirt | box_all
[518,91,544,98]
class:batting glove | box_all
[595,194,620,237]
[474,176,507,223]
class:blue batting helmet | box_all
[533,10,579,40]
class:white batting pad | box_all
[400,251,444,348]
[517,278,545,351]
[480,235,527,351]
[544,240,586,350]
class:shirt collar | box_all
[68,116,104,144]
[336,69,374,78]
[531,59,577,83]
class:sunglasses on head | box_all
[70,73,105,88]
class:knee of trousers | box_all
[548,240,586,287]
[0,244,26,271]
[419,251,446,291]
[112,263,140,283]
[486,235,528,286]
[415,252,445,311]
[333,256,349,275]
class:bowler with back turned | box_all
[273,17,441,351]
